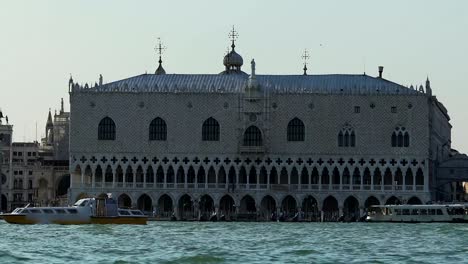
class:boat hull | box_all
[91,216,147,225]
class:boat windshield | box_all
[74,199,89,207]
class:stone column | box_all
[184,169,188,189]
[318,170,322,191]
[112,167,116,188]
[370,171,374,191]
[267,170,270,190]
[81,171,85,186]
[91,169,95,188]
[133,171,136,188]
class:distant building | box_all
[0,100,70,211]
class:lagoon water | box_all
[0,221,467,264]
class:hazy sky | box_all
[0,0,467,152]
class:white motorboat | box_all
[1,195,147,225]
[366,204,468,223]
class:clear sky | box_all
[0,0,467,152]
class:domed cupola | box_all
[220,27,247,75]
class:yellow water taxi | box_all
[2,194,147,225]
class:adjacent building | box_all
[0,100,70,212]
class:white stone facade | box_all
[68,66,450,221]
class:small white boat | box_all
[1,194,147,225]
[366,204,468,223]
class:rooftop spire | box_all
[155,37,166,75]
[46,108,53,128]
[60,98,64,114]
[302,49,310,75]
[228,25,239,50]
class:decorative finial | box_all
[228,26,239,50]
[61,98,64,113]
[302,49,310,75]
[155,37,167,75]
[99,74,103,86]
[251,59,256,76]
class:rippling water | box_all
[0,221,467,263]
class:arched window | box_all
[149,117,167,141]
[338,124,355,147]
[98,117,115,140]
[243,126,262,146]
[287,118,305,141]
[287,117,305,141]
[202,117,220,141]
[391,126,409,147]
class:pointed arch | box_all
[395,168,403,185]
[116,165,123,183]
[332,167,340,185]
[269,167,278,184]
[386,196,401,205]
[290,167,299,184]
[207,166,216,184]
[260,195,277,221]
[343,196,360,221]
[239,166,247,184]
[146,166,154,184]
[338,124,355,147]
[218,166,226,185]
[118,193,132,208]
[156,166,164,183]
[228,166,236,184]
[187,166,196,184]
[98,117,115,140]
[364,196,380,208]
[352,167,361,185]
[95,165,103,184]
[149,117,167,141]
[392,126,409,148]
[383,168,392,185]
[239,195,256,214]
[363,167,371,185]
[321,167,329,185]
[342,167,350,185]
[300,167,309,185]
[166,166,174,183]
[287,117,305,141]
[176,166,185,184]
[259,166,267,184]
[280,167,288,184]
[104,165,113,183]
[219,195,235,220]
[323,196,339,222]
[407,196,422,205]
[202,117,220,141]
[178,194,195,220]
[136,165,144,183]
[157,194,173,218]
[416,168,424,185]
[137,194,152,212]
[405,168,413,186]
[197,166,206,184]
[243,126,262,146]
[281,195,297,216]
[248,167,257,184]
[302,195,319,221]
[125,166,133,184]
[373,168,382,187]
[311,167,319,184]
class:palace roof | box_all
[72,73,424,95]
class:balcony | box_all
[239,146,265,154]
